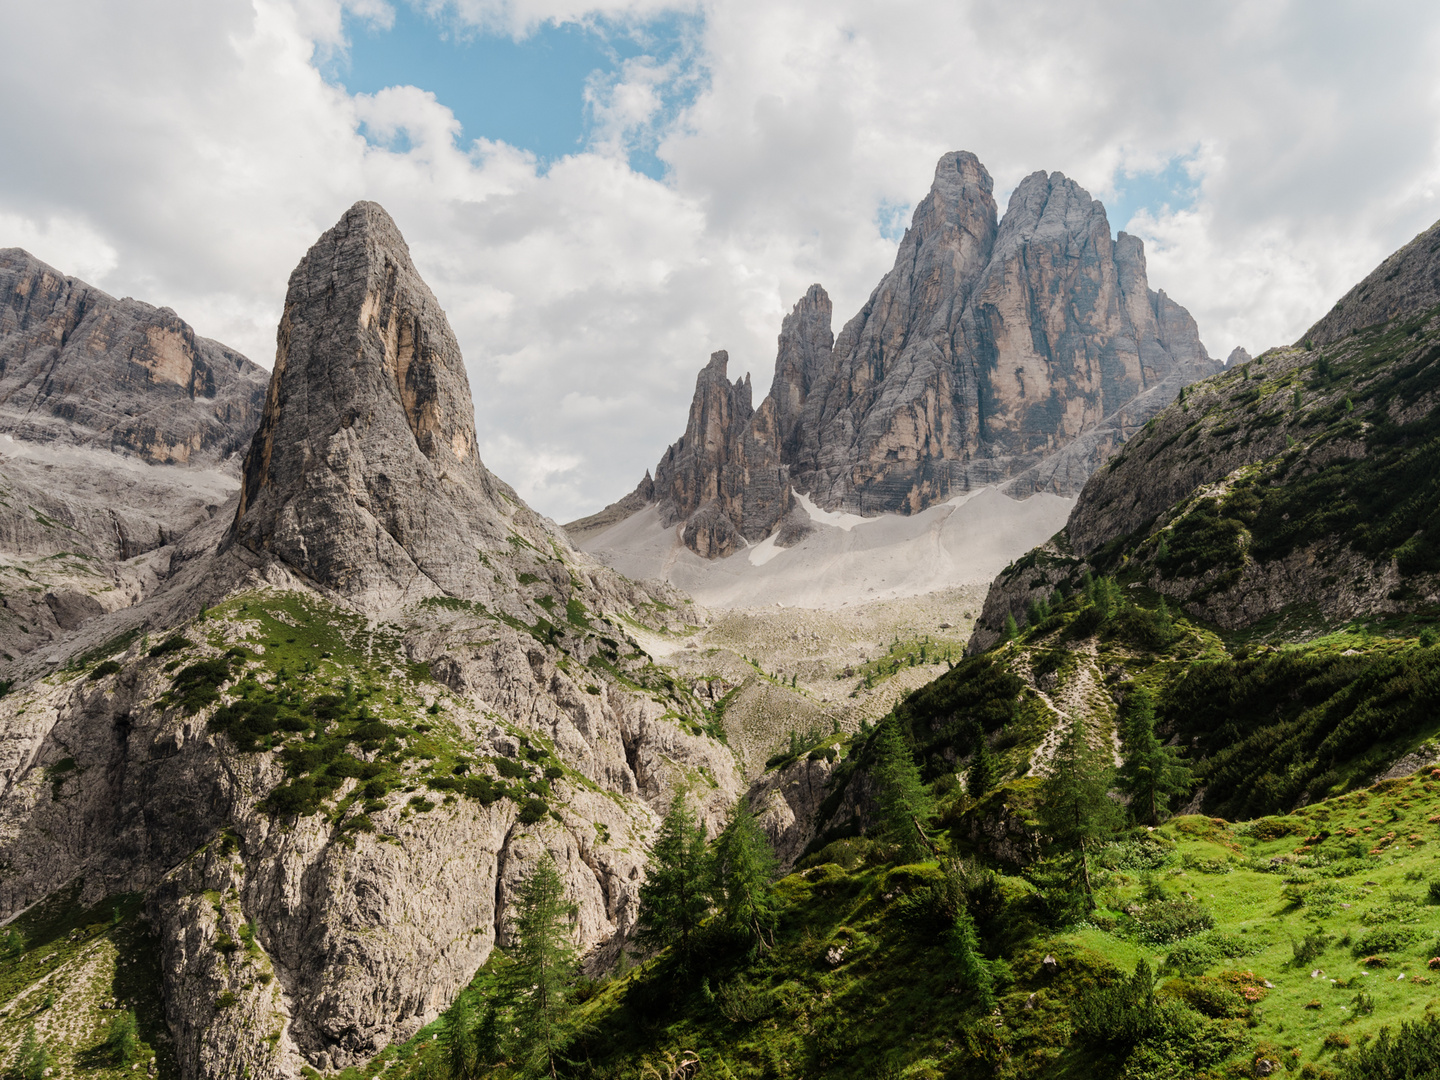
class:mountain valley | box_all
[4,153,1440,1080]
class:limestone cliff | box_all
[0,252,268,661]
[969,213,1440,651]
[0,203,743,1079]
[0,248,266,465]
[576,151,1218,558]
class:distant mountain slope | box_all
[970,215,1440,650]
[573,151,1219,564]
[0,248,267,465]
[0,250,269,661]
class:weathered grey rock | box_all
[0,249,266,464]
[647,350,792,556]
[578,151,1219,558]
[1226,346,1252,367]
[1301,217,1440,347]
[231,202,544,613]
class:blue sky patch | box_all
[875,198,913,243]
[1106,153,1202,235]
[322,3,699,180]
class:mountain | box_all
[970,213,1440,652]
[0,250,269,662]
[572,151,1220,570]
[0,204,739,1079]
[0,249,266,464]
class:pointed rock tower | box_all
[232,202,526,610]
[575,150,1221,558]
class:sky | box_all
[2,0,1440,522]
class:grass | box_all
[0,884,175,1078]
[357,769,1440,1080]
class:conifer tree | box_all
[15,1025,51,1080]
[711,799,779,949]
[1002,612,1019,641]
[871,720,935,862]
[1039,722,1123,906]
[966,723,996,799]
[947,906,995,1011]
[1116,687,1192,826]
[505,854,579,1079]
[635,792,711,967]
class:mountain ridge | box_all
[573,151,1221,565]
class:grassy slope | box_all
[0,887,175,1078]
[365,778,1440,1080]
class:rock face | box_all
[231,202,532,612]
[968,218,1440,651]
[577,151,1219,558]
[1301,217,1440,347]
[0,204,744,1080]
[0,249,267,464]
[0,252,267,660]
[646,350,792,559]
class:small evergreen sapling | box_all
[1116,687,1192,826]
[871,720,936,862]
[966,722,996,799]
[505,854,580,1079]
[1039,721,1124,906]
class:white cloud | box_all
[3,0,1440,521]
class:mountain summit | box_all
[232,201,553,611]
[574,151,1220,559]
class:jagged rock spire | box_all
[231,201,519,609]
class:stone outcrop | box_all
[576,151,1219,558]
[1301,217,1440,348]
[645,350,792,559]
[230,202,546,612]
[0,203,744,1080]
[0,249,267,465]
[0,253,268,659]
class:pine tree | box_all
[1002,612,1019,641]
[871,720,935,862]
[105,1008,141,1066]
[635,792,711,967]
[711,799,779,950]
[1039,722,1123,907]
[505,854,579,1079]
[1116,687,1192,826]
[442,983,503,1080]
[15,1025,51,1080]
[966,723,996,799]
[947,905,994,1011]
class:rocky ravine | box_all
[0,204,744,1078]
[572,150,1220,559]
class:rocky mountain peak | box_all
[574,150,1220,560]
[0,247,266,464]
[1301,217,1440,348]
[231,200,524,610]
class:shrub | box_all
[89,660,122,680]
[171,658,232,714]
[1293,928,1332,967]
[1355,926,1416,955]
[518,797,549,824]
[1129,898,1215,946]
[148,635,190,657]
[1340,1014,1440,1078]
